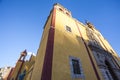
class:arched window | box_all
[59,8,63,12]
[66,12,70,16]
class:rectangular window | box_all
[72,59,81,74]
[66,26,72,32]
[69,56,84,78]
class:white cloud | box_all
[27,52,36,56]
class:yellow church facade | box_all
[31,3,120,80]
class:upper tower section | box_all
[54,3,72,17]
[18,49,27,61]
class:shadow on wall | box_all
[76,35,120,80]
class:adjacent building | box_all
[8,50,35,80]
[31,3,120,80]
[0,66,12,80]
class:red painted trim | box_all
[18,60,24,62]
[41,7,56,80]
[75,21,101,80]
[51,9,56,28]
[15,60,25,80]
[83,41,101,80]
[7,68,14,80]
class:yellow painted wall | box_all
[52,8,102,80]
[76,22,104,80]
[26,65,34,80]
[9,54,35,80]
[30,4,120,80]
[9,61,23,80]
[31,11,53,80]
[23,55,35,80]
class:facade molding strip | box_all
[41,7,56,80]
[15,53,26,80]
[74,20,101,80]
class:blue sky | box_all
[0,0,120,67]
